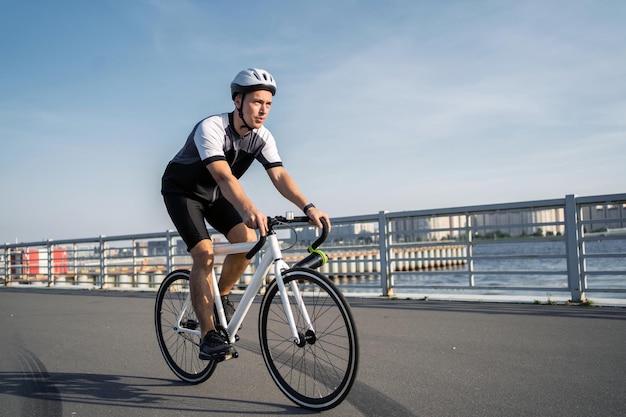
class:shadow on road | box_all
[348,297,626,320]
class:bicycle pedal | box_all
[217,351,238,362]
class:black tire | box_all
[154,269,217,383]
[258,268,359,410]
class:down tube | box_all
[226,251,274,341]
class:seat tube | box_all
[212,265,227,328]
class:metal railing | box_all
[2,193,625,302]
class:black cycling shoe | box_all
[223,295,242,334]
[221,295,236,324]
[198,330,237,361]
[214,295,237,328]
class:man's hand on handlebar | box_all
[244,208,269,236]
[306,207,331,232]
[245,204,330,238]
[245,213,330,259]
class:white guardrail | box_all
[1,193,625,303]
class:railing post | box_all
[166,230,174,273]
[99,236,107,289]
[378,211,392,297]
[564,194,585,302]
[1,244,6,285]
[466,213,475,287]
[47,239,53,287]
[72,243,78,284]
[7,246,14,285]
[132,238,138,285]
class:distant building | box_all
[581,204,626,232]
[390,203,625,242]
[470,208,565,238]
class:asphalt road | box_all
[1,287,625,417]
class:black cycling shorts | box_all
[163,194,243,251]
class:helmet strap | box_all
[236,93,253,132]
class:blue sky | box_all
[1,0,624,243]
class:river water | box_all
[336,238,626,304]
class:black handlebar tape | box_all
[245,235,266,259]
[311,218,329,250]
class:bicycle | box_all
[154,214,359,410]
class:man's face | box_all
[238,90,273,129]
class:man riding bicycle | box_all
[161,68,330,360]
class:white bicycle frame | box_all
[176,231,314,344]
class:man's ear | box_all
[234,94,242,109]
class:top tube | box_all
[213,241,258,256]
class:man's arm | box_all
[266,166,331,230]
[207,160,268,234]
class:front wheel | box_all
[154,269,217,383]
[258,268,359,410]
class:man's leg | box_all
[189,239,217,339]
[163,194,235,359]
[218,223,257,295]
[189,239,238,360]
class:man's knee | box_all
[227,223,256,244]
[190,239,214,267]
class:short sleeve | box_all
[256,127,283,168]
[194,116,227,163]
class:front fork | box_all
[274,260,315,345]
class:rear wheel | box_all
[154,269,217,383]
[258,268,359,410]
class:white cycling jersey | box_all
[162,112,283,202]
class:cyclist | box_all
[161,68,331,360]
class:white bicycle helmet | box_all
[230,68,277,100]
